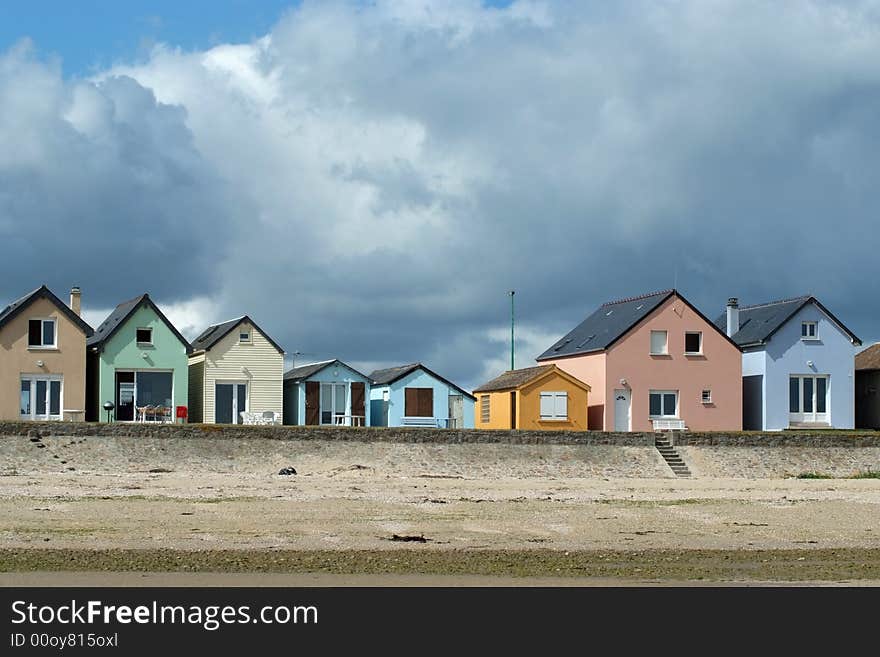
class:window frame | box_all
[136,327,153,345]
[28,318,57,349]
[684,331,703,355]
[539,391,569,421]
[649,330,668,355]
[649,390,679,418]
[701,389,712,404]
[801,321,818,341]
[480,395,490,423]
[239,330,252,344]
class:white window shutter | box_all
[556,393,567,419]
[540,393,553,417]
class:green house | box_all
[86,294,191,422]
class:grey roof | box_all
[87,294,191,352]
[283,359,370,382]
[714,295,861,347]
[368,362,475,399]
[537,290,674,360]
[0,285,93,336]
[473,365,558,393]
[191,315,285,355]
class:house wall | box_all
[474,390,515,429]
[518,374,588,431]
[93,304,189,421]
[542,352,606,429]
[291,362,372,426]
[380,369,475,428]
[199,321,283,423]
[0,296,88,421]
[187,355,205,423]
[763,303,857,430]
[856,370,880,429]
[604,294,742,432]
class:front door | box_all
[614,389,631,431]
[215,383,247,424]
[789,375,830,425]
[305,381,320,425]
[448,394,463,429]
[115,372,135,422]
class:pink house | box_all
[537,289,742,432]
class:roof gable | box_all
[0,285,93,337]
[87,294,191,353]
[284,359,369,382]
[368,362,475,399]
[474,365,554,392]
[474,364,591,393]
[191,315,285,355]
[716,296,861,347]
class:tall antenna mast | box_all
[509,290,515,370]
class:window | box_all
[239,331,251,343]
[649,390,678,417]
[650,330,668,355]
[136,328,152,344]
[405,388,434,417]
[685,332,703,354]
[480,395,490,423]
[801,322,818,340]
[701,389,712,404]
[539,391,568,420]
[28,319,56,348]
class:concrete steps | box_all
[655,437,691,477]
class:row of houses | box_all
[474,289,872,432]
[0,285,475,428]
[2,285,878,430]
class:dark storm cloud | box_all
[0,43,246,308]
[3,1,880,389]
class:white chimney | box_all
[726,297,739,337]
[70,286,81,316]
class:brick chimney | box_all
[70,286,81,316]
[726,297,739,337]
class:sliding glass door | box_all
[215,382,247,424]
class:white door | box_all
[789,375,829,424]
[20,376,63,420]
[614,389,631,431]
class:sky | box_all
[1,0,879,389]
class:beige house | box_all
[0,285,93,421]
[188,315,284,424]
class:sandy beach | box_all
[1,434,878,583]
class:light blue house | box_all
[368,363,475,428]
[716,296,861,430]
[283,359,372,426]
